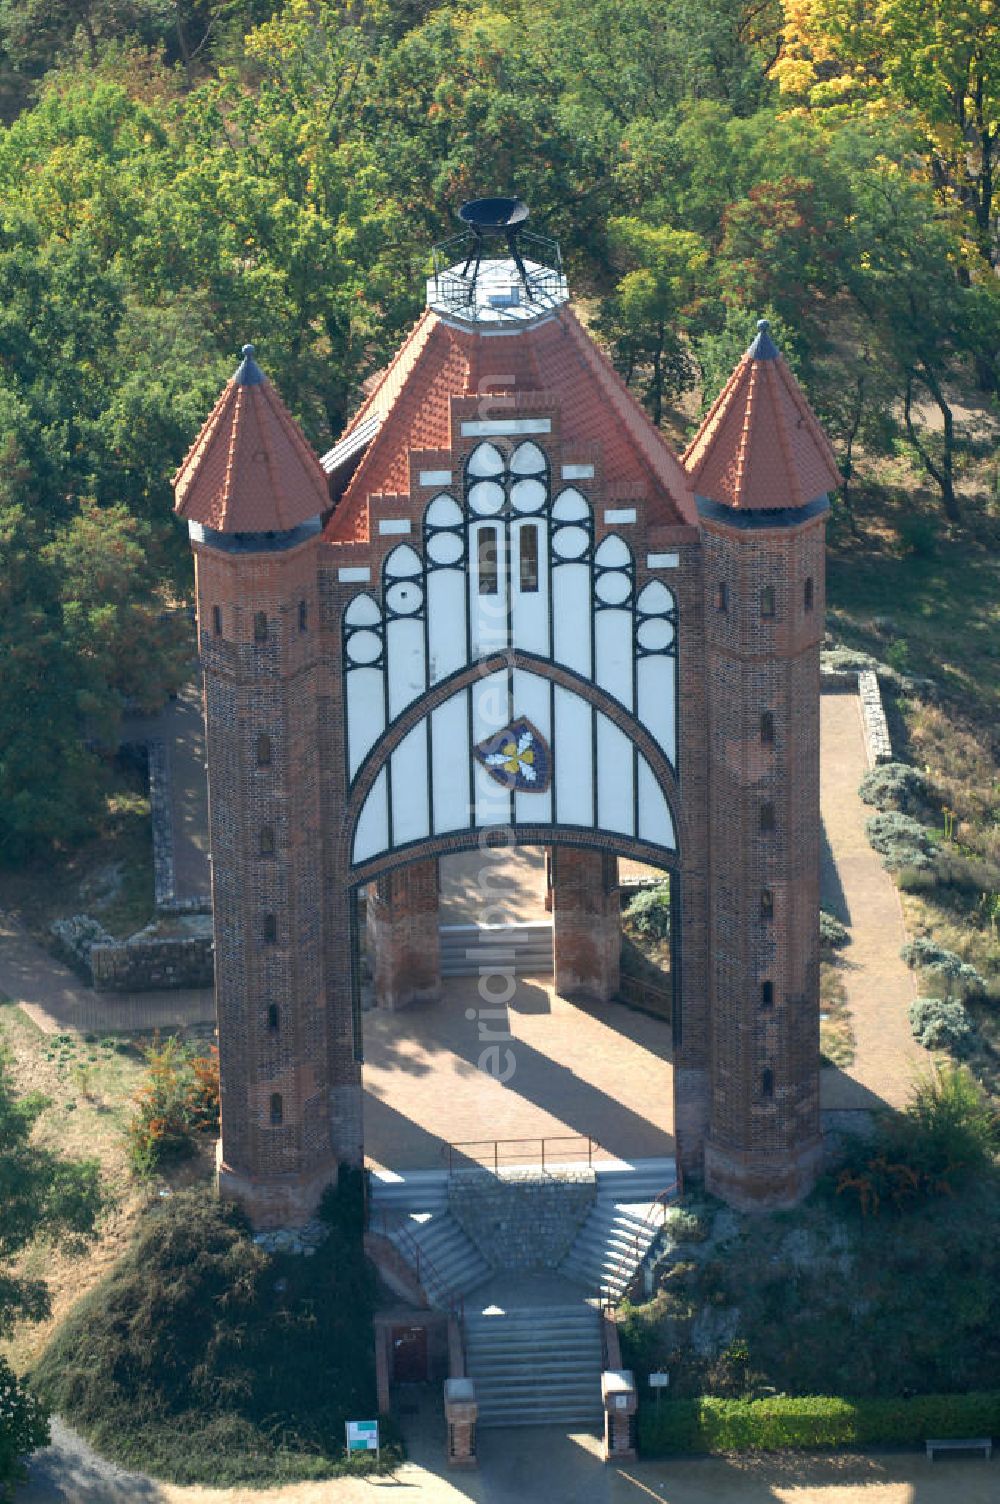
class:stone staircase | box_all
[438,922,553,977]
[368,1170,491,1309]
[464,1302,604,1428]
[559,1157,678,1303]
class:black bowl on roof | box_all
[458,197,529,234]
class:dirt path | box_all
[819,695,925,1111]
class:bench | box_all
[925,1438,992,1461]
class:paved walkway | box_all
[17,1416,998,1504]
[363,975,674,1170]
[0,914,213,1036]
[122,680,212,905]
[818,695,924,1111]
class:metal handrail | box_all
[598,1180,680,1314]
[369,1208,465,1322]
[443,1134,600,1174]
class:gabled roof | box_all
[323,302,696,542]
[174,346,329,533]
[683,321,840,511]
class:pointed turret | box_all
[173,345,329,533]
[684,321,840,511]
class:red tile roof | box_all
[174,349,329,533]
[324,306,697,542]
[683,324,840,510]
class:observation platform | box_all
[427,252,569,327]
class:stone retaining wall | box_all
[90,932,214,992]
[857,668,893,767]
[449,1168,595,1271]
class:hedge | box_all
[638,1392,1000,1455]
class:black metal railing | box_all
[443,1133,600,1174]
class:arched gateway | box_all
[173,211,841,1226]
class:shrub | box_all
[0,1357,49,1502]
[664,1205,708,1243]
[126,1036,220,1176]
[819,911,849,950]
[637,1391,1000,1456]
[909,998,978,1055]
[32,1178,385,1487]
[864,811,933,871]
[858,762,928,814]
[901,939,985,994]
[834,1064,996,1214]
[624,882,672,941]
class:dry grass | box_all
[0,1001,213,1372]
[819,957,855,1067]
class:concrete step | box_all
[465,1299,604,1428]
[384,1211,490,1307]
[557,1160,679,1303]
[438,922,553,977]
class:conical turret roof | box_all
[173,346,329,533]
[683,321,840,511]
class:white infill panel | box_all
[346,666,385,779]
[552,563,591,678]
[471,670,511,828]
[511,518,550,656]
[353,768,389,864]
[386,616,426,720]
[637,758,676,851]
[512,669,553,825]
[553,686,593,827]
[427,568,467,682]
[432,693,471,833]
[595,608,633,710]
[391,724,429,846]
[596,714,634,836]
[637,654,676,766]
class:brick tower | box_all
[174,346,341,1226]
[684,321,841,1208]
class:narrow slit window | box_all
[804,576,814,612]
[259,826,275,857]
[263,913,277,944]
[761,1068,774,1099]
[212,605,222,636]
[269,1092,283,1126]
[761,586,776,619]
[299,599,308,632]
[267,1003,279,1032]
[761,888,774,921]
[255,733,272,767]
[519,525,539,592]
[760,711,775,746]
[761,980,774,1008]
[254,610,268,642]
[478,527,499,595]
[716,581,728,613]
[760,802,775,833]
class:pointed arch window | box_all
[254,611,269,643]
[760,586,775,620]
[255,733,272,767]
[761,1069,774,1099]
[269,1092,283,1126]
